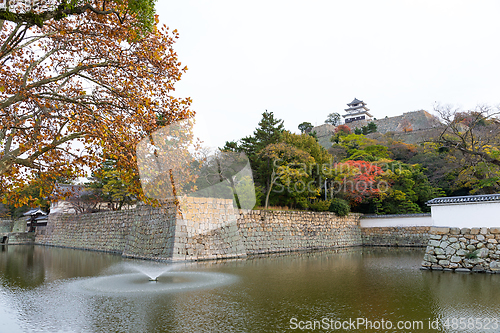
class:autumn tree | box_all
[328,160,385,206]
[0,1,192,207]
[335,124,351,135]
[399,119,413,132]
[434,104,500,193]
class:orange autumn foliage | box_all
[0,3,193,207]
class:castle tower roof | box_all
[343,98,372,123]
[347,98,364,106]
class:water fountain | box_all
[68,261,237,295]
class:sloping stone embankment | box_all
[421,227,500,273]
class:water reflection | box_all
[0,245,45,289]
[0,246,499,332]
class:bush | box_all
[329,198,350,216]
[309,200,331,212]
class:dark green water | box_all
[1,245,499,333]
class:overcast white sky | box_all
[156,1,500,148]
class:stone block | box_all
[434,248,445,255]
[472,265,486,272]
[470,228,480,235]
[429,240,441,247]
[448,237,458,243]
[460,228,471,234]
[478,248,489,258]
[481,227,489,235]
[430,227,449,235]
[455,268,471,273]
[477,234,485,241]
[450,228,460,235]
[440,241,450,248]
[424,254,438,263]
[490,227,500,234]
[450,256,462,263]
[438,260,450,266]
[490,261,500,271]
[446,247,456,255]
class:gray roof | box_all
[348,98,364,106]
[23,208,47,216]
[427,194,500,205]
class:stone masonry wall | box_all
[121,205,177,261]
[172,197,246,261]
[36,205,176,257]
[361,226,430,247]
[31,197,434,261]
[6,232,35,245]
[238,211,362,254]
[421,227,500,273]
[34,201,366,260]
[0,219,13,233]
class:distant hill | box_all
[313,110,443,149]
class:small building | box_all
[23,208,48,232]
[427,194,500,228]
[343,98,373,124]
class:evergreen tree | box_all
[325,113,341,126]
[222,111,285,202]
[298,122,313,134]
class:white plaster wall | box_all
[431,202,500,228]
[360,215,433,228]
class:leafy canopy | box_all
[0,2,192,207]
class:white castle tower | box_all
[343,98,373,124]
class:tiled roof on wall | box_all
[427,194,500,205]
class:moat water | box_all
[1,245,500,332]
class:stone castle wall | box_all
[421,227,500,273]
[238,211,362,254]
[346,110,441,134]
[361,226,431,247]
[32,200,367,260]
[0,219,13,233]
[172,197,246,261]
[36,205,174,255]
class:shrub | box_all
[465,250,479,259]
[329,198,350,216]
[309,200,331,212]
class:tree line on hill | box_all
[222,105,500,215]
[2,104,499,218]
